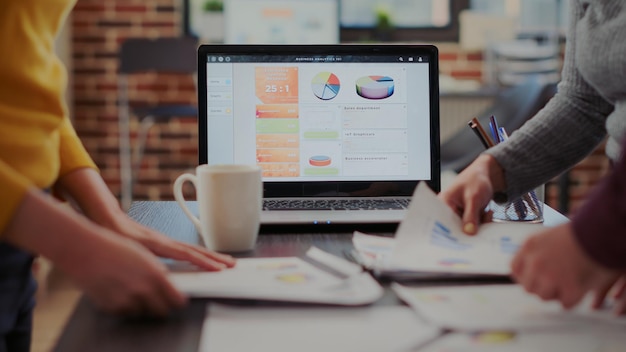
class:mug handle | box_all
[173,173,202,233]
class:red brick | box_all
[95,83,118,91]
[439,53,458,61]
[136,83,171,92]
[115,5,148,12]
[450,69,483,79]
[73,36,107,44]
[466,52,484,61]
[141,21,176,28]
[73,3,106,12]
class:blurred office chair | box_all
[440,75,557,174]
[118,37,198,210]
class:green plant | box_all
[203,0,223,12]
[375,7,393,31]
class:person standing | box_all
[0,1,234,351]
[438,0,626,313]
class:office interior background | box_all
[60,0,608,217]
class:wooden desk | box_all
[53,201,568,352]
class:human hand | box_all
[54,168,236,271]
[511,223,620,310]
[439,154,504,235]
[592,275,626,315]
[7,188,192,317]
[94,208,236,271]
[58,227,189,317]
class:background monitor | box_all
[223,0,339,44]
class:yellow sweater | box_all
[0,0,96,233]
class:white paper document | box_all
[356,182,544,276]
[420,329,626,352]
[351,231,395,269]
[392,283,626,331]
[199,303,441,352]
[168,248,383,305]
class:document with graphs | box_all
[353,182,544,277]
[392,283,626,331]
[169,247,383,306]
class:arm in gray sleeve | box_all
[485,1,614,201]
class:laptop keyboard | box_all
[263,198,410,211]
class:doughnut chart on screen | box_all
[355,75,395,99]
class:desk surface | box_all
[53,201,568,352]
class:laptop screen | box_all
[198,45,440,197]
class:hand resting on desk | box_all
[511,223,626,315]
[4,168,236,318]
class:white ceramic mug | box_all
[173,164,262,252]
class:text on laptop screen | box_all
[200,46,438,192]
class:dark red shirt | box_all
[572,139,626,270]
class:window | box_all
[469,0,570,36]
[340,0,469,42]
[340,0,450,29]
[184,0,470,43]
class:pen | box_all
[526,190,541,216]
[498,126,508,142]
[498,127,542,220]
[489,121,498,145]
[489,115,501,143]
[469,124,541,221]
[513,198,528,220]
[469,120,490,149]
[471,117,496,147]
[468,120,526,219]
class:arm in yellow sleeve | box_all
[57,115,98,177]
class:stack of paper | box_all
[168,247,383,306]
[419,329,626,352]
[391,283,626,351]
[353,182,544,277]
[392,283,626,331]
[199,304,441,352]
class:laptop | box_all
[197,44,440,226]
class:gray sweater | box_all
[486,0,625,201]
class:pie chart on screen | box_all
[356,75,395,99]
[309,155,331,167]
[311,72,340,100]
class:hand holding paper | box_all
[356,183,543,276]
[511,223,623,312]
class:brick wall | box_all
[437,43,485,81]
[70,1,607,216]
[72,0,197,201]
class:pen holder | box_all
[490,185,544,223]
